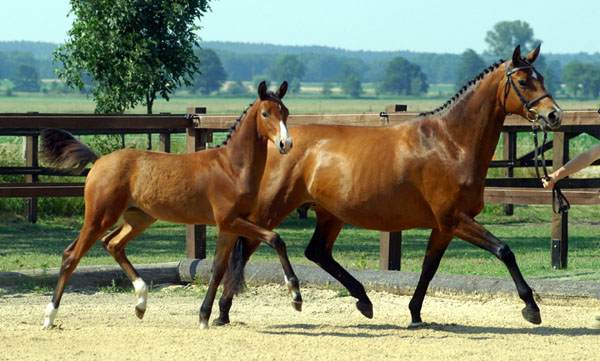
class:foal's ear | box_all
[525,44,541,64]
[511,45,523,67]
[258,81,268,100]
[275,81,288,99]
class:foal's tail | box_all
[40,129,99,175]
[222,237,249,298]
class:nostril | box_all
[279,140,285,149]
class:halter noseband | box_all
[503,61,551,123]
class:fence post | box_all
[25,134,38,223]
[502,131,517,215]
[159,133,171,153]
[378,104,406,271]
[185,107,208,259]
[551,132,569,269]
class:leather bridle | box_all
[502,60,569,213]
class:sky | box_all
[1,0,600,54]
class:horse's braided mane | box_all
[418,59,505,117]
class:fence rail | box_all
[1,108,599,270]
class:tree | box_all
[191,48,227,95]
[321,78,333,96]
[54,0,211,114]
[562,62,600,99]
[11,64,40,92]
[455,49,486,89]
[336,64,362,98]
[379,56,428,95]
[485,20,539,58]
[270,55,304,93]
[252,75,270,92]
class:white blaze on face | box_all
[279,120,291,143]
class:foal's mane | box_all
[219,91,285,147]
[418,59,504,117]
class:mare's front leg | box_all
[453,212,541,325]
[407,229,452,328]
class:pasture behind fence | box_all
[1,108,599,270]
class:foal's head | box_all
[502,45,562,130]
[255,81,293,154]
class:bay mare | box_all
[40,82,301,329]
[216,46,563,328]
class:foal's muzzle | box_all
[276,120,293,154]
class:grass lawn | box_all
[1,204,599,282]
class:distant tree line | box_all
[2,18,600,101]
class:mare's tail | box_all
[40,129,99,175]
[222,237,249,297]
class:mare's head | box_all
[502,45,562,130]
[255,81,293,154]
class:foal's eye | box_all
[261,111,269,118]
[518,79,528,88]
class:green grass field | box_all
[1,90,599,283]
[1,204,600,281]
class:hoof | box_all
[407,321,427,329]
[135,306,146,319]
[292,299,302,312]
[212,317,230,327]
[200,320,209,329]
[522,306,542,325]
[356,301,373,319]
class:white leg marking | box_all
[133,278,149,312]
[42,303,57,330]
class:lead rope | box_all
[533,127,570,214]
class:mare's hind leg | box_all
[43,214,120,329]
[101,208,156,319]
[304,208,373,318]
[453,212,541,325]
[407,229,452,328]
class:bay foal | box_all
[41,81,301,329]
[217,46,563,327]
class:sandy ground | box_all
[1,284,599,361]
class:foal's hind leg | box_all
[453,212,541,325]
[43,216,120,329]
[304,209,373,318]
[101,208,156,319]
[407,229,452,328]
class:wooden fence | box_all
[1,108,599,270]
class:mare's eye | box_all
[262,111,269,118]
[518,79,528,88]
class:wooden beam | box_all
[0,183,85,198]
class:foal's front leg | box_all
[228,218,302,311]
[199,232,238,329]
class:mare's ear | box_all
[511,45,523,67]
[525,44,541,64]
[275,81,288,99]
[258,81,268,100]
